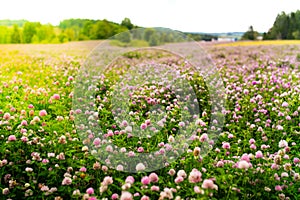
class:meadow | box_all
[0,40,299,200]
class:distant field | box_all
[214,40,300,47]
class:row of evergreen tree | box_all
[242,10,300,40]
[263,10,300,40]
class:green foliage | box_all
[111,28,202,47]
[23,22,40,43]
[36,24,56,43]
[0,26,11,43]
[121,17,134,30]
[115,31,131,43]
[264,10,300,40]
[10,25,21,43]
[241,26,259,40]
[149,33,160,46]
[186,33,217,41]
[0,17,220,44]
[58,18,92,29]
[59,18,129,41]
[292,30,300,39]
[0,18,134,44]
[144,28,156,42]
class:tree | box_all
[0,26,11,43]
[292,30,300,39]
[82,21,93,39]
[116,31,131,43]
[272,12,290,39]
[264,10,300,40]
[241,26,259,40]
[131,28,144,40]
[59,33,69,43]
[36,24,56,42]
[23,22,39,43]
[149,33,160,46]
[64,28,76,41]
[94,20,112,39]
[144,28,156,42]
[121,18,134,30]
[10,24,21,43]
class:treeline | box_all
[0,18,136,44]
[111,28,195,47]
[239,10,300,41]
[0,20,62,44]
[58,18,135,41]
[185,33,217,41]
[2,10,300,44]
[0,18,216,44]
[264,10,300,40]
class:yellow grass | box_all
[214,40,300,47]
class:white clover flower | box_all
[136,163,145,171]
[279,140,288,148]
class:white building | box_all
[217,37,237,42]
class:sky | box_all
[0,0,299,33]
